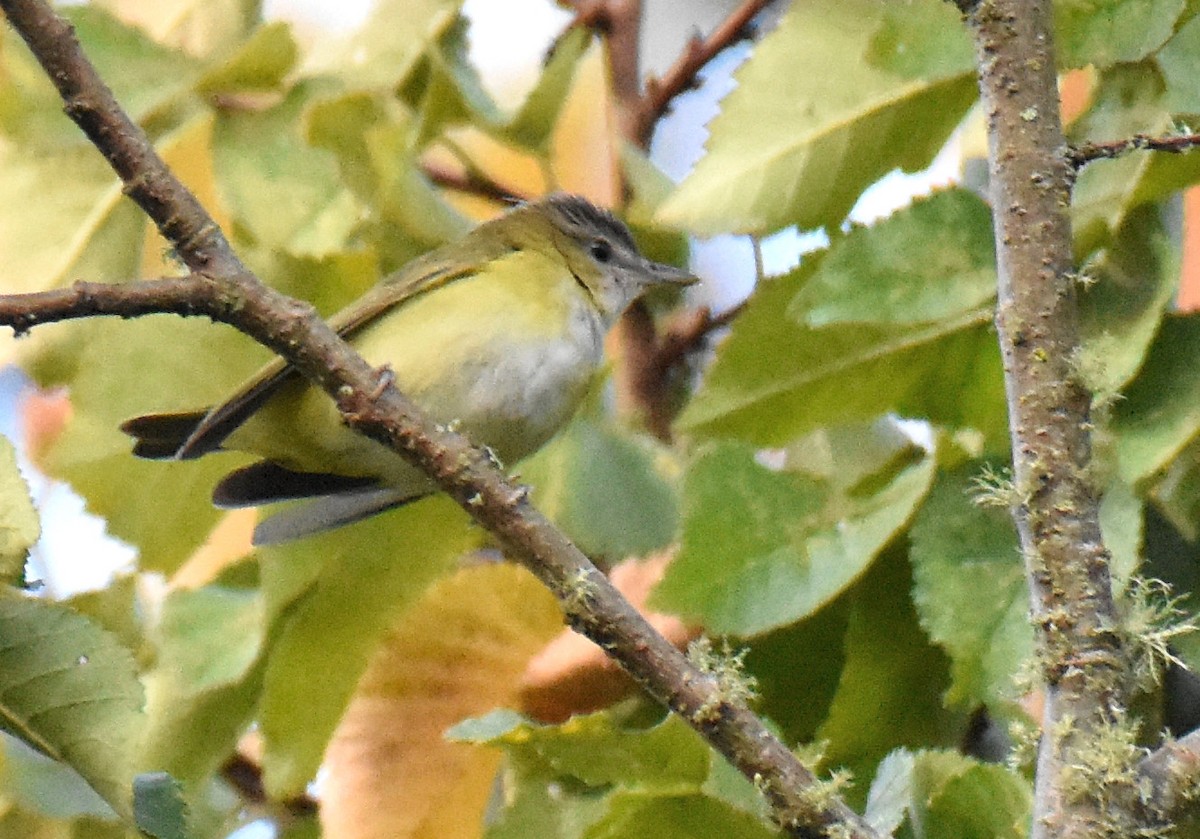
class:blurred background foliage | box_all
[3,0,1200,837]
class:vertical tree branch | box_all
[959,0,1132,836]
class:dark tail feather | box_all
[252,487,427,545]
[213,460,379,507]
[120,410,210,460]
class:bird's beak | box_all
[646,259,699,287]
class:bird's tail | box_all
[119,410,209,460]
[251,487,428,546]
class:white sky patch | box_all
[262,0,371,32]
[462,0,573,108]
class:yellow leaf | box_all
[550,42,619,204]
[321,563,562,839]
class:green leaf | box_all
[483,767,611,839]
[1147,434,1200,542]
[1070,64,1200,257]
[0,436,39,586]
[256,248,380,321]
[522,418,678,561]
[212,81,354,255]
[306,94,469,265]
[400,17,503,144]
[305,92,392,203]
[815,551,964,787]
[452,710,712,790]
[0,147,138,293]
[1056,0,1184,69]
[1112,314,1200,483]
[866,0,975,78]
[657,0,975,235]
[865,750,1031,839]
[132,772,189,839]
[0,6,200,145]
[864,750,915,837]
[31,316,266,574]
[363,121,473,262]
[914,754,1031,839]
[91,0,262,60]
[1101,479,1145,587]
[652,438,934,635]
[1158,14,1200,112]
[584,792,779,839]
[909,468,1031,708]
[312,0,461,89]
[138,583,265,783]
[62,575,145,675]
[1077,205,1177,398]
[0,735,113,821]
[0,592,143,819]
[258,496,477,796]
[60,6,201,130]
[458,709,769,839]
[743,599,849,744]
[0,807,121,839]
[789,190,996,327]
[896,323,1009,455]
[194,21,298,97]
[677,260,997,446]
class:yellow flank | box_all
[224,247,605,488]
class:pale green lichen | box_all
[561,568,600,614]
[1060,709,1170,838]
[687,637,759,722]
[1119,577,1197,692]
[970,463,1022,509]
[1007,714,1041,772]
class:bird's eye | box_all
[590,239,613,263]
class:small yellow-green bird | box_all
[122,194,695,544]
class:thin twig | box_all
[420,157,528,205]
[0,277,209,335]
[631,0,772,146]
[618,303,742,439]
[657,303,743,365]
[0,1,879,835]
[1067,132,1200,169]
[220,754,318,819]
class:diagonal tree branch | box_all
[0,1,879,835]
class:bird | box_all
[121,194,696,545]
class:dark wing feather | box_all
[212,461,379,507]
